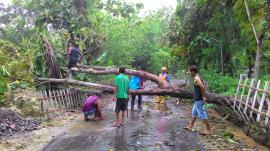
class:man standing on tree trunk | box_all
[66,43,83,79]
[112,67,129,127]
[184,65,212,135]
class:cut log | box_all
[37,78,233,106]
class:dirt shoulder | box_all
[0,112,81,151]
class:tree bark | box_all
[62,65,167,88]
[243,0,262,81]
[253,43,262,80]
[37,78,232,106]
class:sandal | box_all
[111,122,121,128]
[199,130,212,135]
[183,126,193,132]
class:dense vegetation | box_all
[0,0,270,102]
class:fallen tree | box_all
[40,35,62,79]
[62,65,167,88]
[37,78,232,106]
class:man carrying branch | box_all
[184,65,212,135]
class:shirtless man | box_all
[184,65,212,135]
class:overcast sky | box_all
[0,0,177,12]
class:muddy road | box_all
[42,95,204,151]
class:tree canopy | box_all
[0,0,270,101]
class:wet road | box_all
[42,95,204,151]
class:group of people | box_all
[81,65,212,135]
[66,43,212,135]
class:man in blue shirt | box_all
[129,66,143,111]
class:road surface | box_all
[42,94,204,151]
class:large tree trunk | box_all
[63,65,167,88]
[37,78,232,106]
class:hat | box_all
[162,67,167,71]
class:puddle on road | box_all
[143,96,172,114]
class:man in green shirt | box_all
[112,66,130,127]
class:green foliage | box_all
[0,40,35,104]
[202,71,238,95]
[170,0,270,77]
[0,0,269,104]
[97,8,173,73]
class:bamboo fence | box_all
[35,88,88,120]
[234,77,270,125]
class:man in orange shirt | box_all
[155,67,170,104]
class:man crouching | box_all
[82,93,103,121]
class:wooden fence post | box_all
[234,76,243,108]
[244,79,254,114]
[256,81,269,122]
[265,98,270,125]
[237,78,248,119]
[66,88,71,111]
[250,80,261,118]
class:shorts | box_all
[68,60,77,69]
[115,98,128,113]
[192,101,208,120]
[83,108,96,116]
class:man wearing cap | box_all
[155,67,170,104]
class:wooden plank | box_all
[45,91,50,120]
[70,89,75,110]
[238,78,248,111]
[62,89,68,109]
[74,90,79,109]
[256,81,269,122]
[48,90,54,117]
[37,91,44,120]
[244,79,254,114]
[72,89,76,109]
[250,80,261,118]
[266,98,270,106]
[63,89,69,111]
[79,93,83,107]
[234,76,243,108]
[55,90,61,109]
[66,88,72,110]
[53,90,60,115]
[58,89,65,112]
[265,98,270,125]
